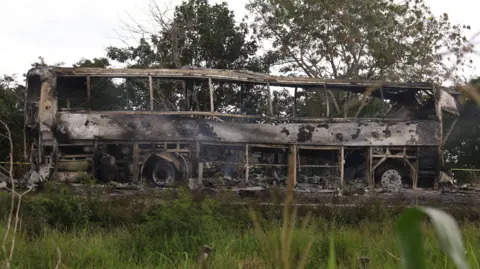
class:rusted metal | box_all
[323,83,330,117]
[267,83,273,115]
[55,172,85,183]
[434,86,442,190]
[297,145,341,150]
[45,67,434,92]
[53,112,440,146]
[133,143,139,183]
[23,66,461,192]
[53,109,438,122]
[415,147,420,188]
[368,147,373,187]
[149,76,153,110]
[293,87,297,117]
[343,93,349,118]
[355,90,369,117]
[403,157,417,188]
[245,144,249,182]
[196,141,203,186]
[340,147,344,187]
[209,78,214,112]
[287,144,297,197]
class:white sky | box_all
[1,0,479,81]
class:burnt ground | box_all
[58,183,480,209]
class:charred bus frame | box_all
[23,67,459,190]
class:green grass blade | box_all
[420,207,469,269]
[328,234,336,269]
[395,207,426,269]
[395,207,469,269]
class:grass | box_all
[2,212,480,268]
[0,184,478,268]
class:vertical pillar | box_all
[92,139,98,181]
[196,141,203,187]
[209,78,214,113]
[433,86,441,190]
[184,80,189,111]
[340,147,344,187]
[133,143,139,183]
[293,87,297,118]
[267,83,273,116]
[380,87,385,119]
[245,144,249,182]
[149,76,154,110]
[323,83,330,117]
[287,144,297,201]
[414,147,420,189]
[368,147,374,188]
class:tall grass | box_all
[0,184,476,268]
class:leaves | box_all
[247,0,472,83]
[395,207,469,269]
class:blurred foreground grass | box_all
[0,184,479,269]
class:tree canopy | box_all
[246,0,473,83]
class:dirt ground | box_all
[60,183,480,209]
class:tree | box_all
[0,75,26,177]
[107,0,273,114]
[71,58,128,111]
[445,77,480,165]
[246,0,474,117]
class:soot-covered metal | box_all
[21,67,460,193]
[52,113,438,146]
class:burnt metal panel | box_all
[53,112,440,146]
[28,67,434,91]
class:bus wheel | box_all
[151,160,176,187]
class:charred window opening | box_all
[93,77,150,111]
[344,148,368,187]
[90,77,122,111]
[248,146,289,184]
[57,77,88,111]
[27,75,41,103]
[297,148,340,188]
[270,86,296,118]
[199,144,246,184]
[25,75,41,127]
[57,76,152,111]
[151,78,186,111]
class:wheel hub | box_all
[380,169,402,191]
[152,162,175,186]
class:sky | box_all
[1,0,479,81]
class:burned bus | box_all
[23,67,459,191]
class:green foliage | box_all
[107,0,274,113]
[249,206,314,269]
[108,0,262,70]
[246,0,471,83]
[246,0,473,118]
[0,190,479,268]
[443,76,480,180]
[141,188,224,237]
[395,207,469,269]
[328,234,336,269]
[22,184,93,232]
[0,75,25,173]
